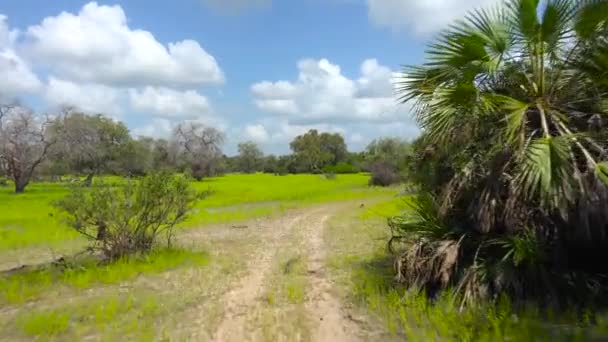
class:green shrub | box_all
[324,172,337,180]
[369,163,400,186]
[54,172,201,260]
[323,162,358,174]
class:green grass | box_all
[0,182,81,250]
[360,196,409,219]
[0,173,392,251]
[282,256,306,304]
[185,173,393,226]
[17,311,71,337]
[325,199,608,341]
[12,294,163,340]
[0,248,208,304]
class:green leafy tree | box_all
[262,155,279,174]
[319,132,348,165]
[52,112,131,185]
[394,0,608,304]
[290,129,348,173]
[119,137,154,176]
[237,141,264,173]
[150,138,177,171]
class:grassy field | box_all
[0,173,391,251]
[4,173,605,340]
[0,173,398,340]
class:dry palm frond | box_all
[394,236,464,295]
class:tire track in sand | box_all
[304,213,363,342]
[211,213,305,342]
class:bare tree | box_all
[0,104,56,193]
[172,122,225,180]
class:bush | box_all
[324,172,337,180]
[189,164,206,181]
[369,162,400,186]
[55,173,201,260]
[322,162,358,174]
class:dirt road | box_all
[0,203,384,341]
[206,205,368,342]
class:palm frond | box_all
[541,0,577,50]
[574,0,608,40]
[388,194,455,243]
[506,0,541,43]
[595,161,608,186]
[516,136,574,207]
[492,95,532,145]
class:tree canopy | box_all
[289,129,347,173]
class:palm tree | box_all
[393,0,608,304]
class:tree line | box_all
[0,104,411,193]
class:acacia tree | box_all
[119,137,155,176]
[173,122,225,180]
[237,141,263,173]
[150,138,176,171]
[394,0,608,304]
[52,112,131,185]
[0,104,56,193]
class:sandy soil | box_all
[209,205,366,342]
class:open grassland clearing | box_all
[0,173,391,264]
[0,173,396,341]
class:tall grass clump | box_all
[392,0,608,308]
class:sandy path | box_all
[209,205,364,342]
[211,214,305,342]
[304,214,364,342]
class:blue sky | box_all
[0,0,497,154]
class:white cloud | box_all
[243,124,270,143]
[0,16,41,97]
[23,2,224,87]
[251,81,297,99]
[367,0,498,35]
[254,99,299,115]
[0,4,228,140]
[241,119,347,151]
[44,77,122,116]
[129,87,211,119]
[0,15,17,47]
[132,118,173,138]
[251,58,407,125]
[248,57,418,153]
[133,115,228,140]
[356,58,395,98]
